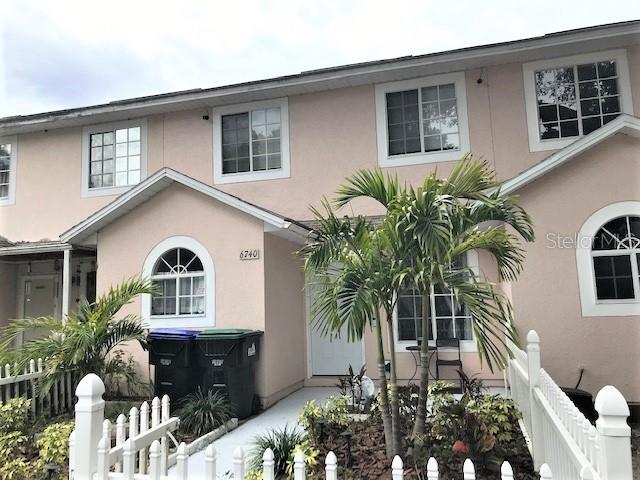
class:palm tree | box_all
[335,156,535,436]
[300,200,407,456]
[0,277,157,396]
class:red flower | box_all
[452,440,470,455]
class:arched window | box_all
[142,236,215,327]
[151,248,205,316]
[576,202,640,316]
[591,216,640,300]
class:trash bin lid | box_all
[197,328,262,339]
[561,387,593,399]
[148,328,199,339]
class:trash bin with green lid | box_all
[147,329,203,402]
[194,329,262,419]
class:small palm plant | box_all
[176,389,235,437]
[0,277,157,396]
[249,425,306,477]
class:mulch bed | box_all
[309,416,536,480]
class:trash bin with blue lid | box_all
[147,328,202,402]
[194,329,263,419]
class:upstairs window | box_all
[82,119,147,197]
[213,98,290,184]
[523,50,633,152]
[375,72,470,167]
[0,136,17,206]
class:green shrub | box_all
[466,395,521,443]
[249,425,306,477]
[0,430,28,458]
[36,421,75,465]
[176,389,234,437]
[298,395,349,438]
[0,398,31,434]
[298,400,323,433]
[0,458,44,480]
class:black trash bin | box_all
[148,329,202,403]
[561,387,597,422]
[194,329,262,419]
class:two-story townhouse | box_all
[0,21,638,411]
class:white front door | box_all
[310,323,364,375]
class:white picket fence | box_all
[69,373,180,480]
[507,330,632,480]
[0,358,76,416]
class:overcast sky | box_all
[1,0,638,118]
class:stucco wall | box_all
[510,133,640,402]
[95,183,267,384]
[261,234,306,405]
[0,262,17,328]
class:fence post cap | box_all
[75,373,105,398]
[595,385,630,416]
[233,446,244,459]
[463,458,475,473]
[262,447,274,461]
[325,451,337,465]
[205,443,216,459]
[579,465,594,479]
[500,461,513,475]
[526,330,540,343]
[426,457,438,471]
[539,463,552,478]
[391,455,403,469]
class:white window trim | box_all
[375,72,470,168]
[142,236,215,328]
[576,201,640,317]
[523,49,634,153]
[212,97,290,185]
[0,135,17,207]
[394,250,479,353]
[81,118,148,198]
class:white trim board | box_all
[502,114,640,195]
[60,168,310,244]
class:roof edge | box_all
[502,114,640,194]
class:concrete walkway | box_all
[169,387,338,479]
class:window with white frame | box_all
[591,216,640,301]
[576,202,640,317]
[212,98,290,184]
[151,248,206,317]
[523,50,633,152]
[375,72,470,167]
[82,120,147,197]
[395,252,477,349]
[0,136,17,206]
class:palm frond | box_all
[334,169,400,208]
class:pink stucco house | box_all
[0,21,638,413]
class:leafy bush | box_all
[298,395,349,441]
[36,421,75,465]
[249,425,306,477]
[0,398,31,434]
[176,389,234,437]
[0,430,28,458]
[0,458,44,480]
[466,395,521,444]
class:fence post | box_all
[426,457,438,480]
[205,444,216,479]
[594,385,632,480]
[72,374,106,480]
[500,461,514,480]
[463,458,475,480]
[233,447,246,480]
[325,451,338,480]
[539,464,552,480]
[176,442,189,479]
[294,450,306,480]
[526,330,544,469]
[68,430,76,480]
[263,448,275,480]
[392,455,403,480]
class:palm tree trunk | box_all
[374,314,393,458]
[412,288,431,435]
[386,311,401,456]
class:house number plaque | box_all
[239,249,260,260]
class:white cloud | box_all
[1,0,638,116]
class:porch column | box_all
[62,248,71,321]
